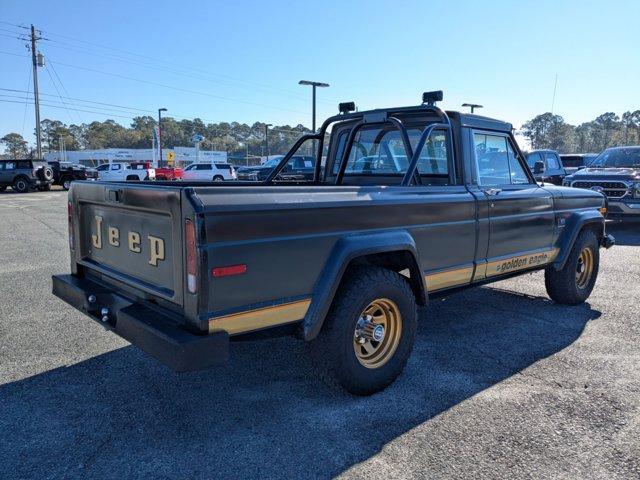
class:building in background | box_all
[44,147,227,166]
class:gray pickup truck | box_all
[53,92,614,395]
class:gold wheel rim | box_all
[576,247,594,289]
[353,298,402,369]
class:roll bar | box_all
[264,103,452,185]
[263,133,323,183]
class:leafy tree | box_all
[1,133,28,157]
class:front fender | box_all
[553,210,605,270]
[302,230,425,341]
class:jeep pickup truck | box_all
[52,91,614,395]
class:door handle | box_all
[483,188,502,196]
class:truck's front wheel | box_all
[545,229,600,305]
[311,266,417,395]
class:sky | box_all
[0,0,639,147]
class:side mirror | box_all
[533,160,545,174]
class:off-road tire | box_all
[126,175,140,181]
[61,177,72,190]
[545,229,599,305]
[36,166,53,182]
[12,176,30,193]
[310,266,417,396]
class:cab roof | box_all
[332,104,513,133]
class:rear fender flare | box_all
[553,210,604,270]
[302,230,425,341]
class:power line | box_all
[45,57,310,115]
[48,60,85,124]
[20,67,32,137]
[43,40,332,106]
[44,63,76,124]
[38,27,337,105]
[0,49,29,58]
[0,20,28,29]
[0,95,321,136]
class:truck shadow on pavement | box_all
[0,287,600,479]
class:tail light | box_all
[67,201,75,250]
[185,219,197,294]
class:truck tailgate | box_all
[71,181,184,305]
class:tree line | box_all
[2,110,640,159]
[0,116,314,158]
[521,110,640,153]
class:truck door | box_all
[104,163,122,181]
[471,131,556,280]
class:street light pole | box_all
[158,107,167,166]
[462,103,483,114]
[264,123,272,159]
[298,80,329,133]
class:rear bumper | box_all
[52,274,228,371]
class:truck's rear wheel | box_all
[545,229,599,305]
[310,266,417,395]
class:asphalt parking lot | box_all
[0,189,638,479]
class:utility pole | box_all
[158,107,167,166]
[264,123,272,160]
[30,25,43,159]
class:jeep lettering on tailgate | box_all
[91,215,165,266]
[80,204,175,294]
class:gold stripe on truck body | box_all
[209,299,311,335]
[208,249,558,335]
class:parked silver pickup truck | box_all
[53,92,614,395]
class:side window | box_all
[545,153,560,170]
[506,142,529,184]
[474,133,511,186]
[17,161,31,169]
[474,133,531,186]
[6,162,15,170]
[112,164,121,171]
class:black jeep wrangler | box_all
[0,159,54,193]
[48,161,98,190]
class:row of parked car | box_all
[0,154,318,193]
[525,146,640,219]
[2,148,638,219]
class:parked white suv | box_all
[182,163,236,181]
[96,162,155,181]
